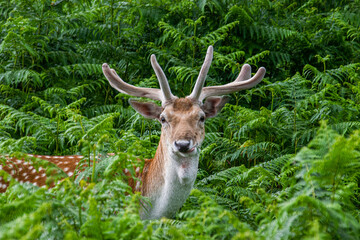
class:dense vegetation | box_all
[1,0,360,239]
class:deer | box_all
[0,46,266,219]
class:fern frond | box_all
[247,25,297,41]
[245,50,270,65]
[0,69,42,87]
[200,21,239,45]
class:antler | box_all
[187,46,266,102]
[103,46,265,104]
[188,46,214,101]
[102,55,176,105]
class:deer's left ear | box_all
[129,99,162,119]
[201,96,229,118]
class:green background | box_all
[0,0,360,239]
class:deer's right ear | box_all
[129,99,162,119]
[201,96,229,118]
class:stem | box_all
[294,105,297,153]
[79,118,85,135]
[305,163,316,198]
[88,148,91,167]
[14,53,18,69]
[78,203,83,226]
[22,52,25,68]
[190,22,197,92]
[293,85,297,153]
[91,146,96,182]
[271,90,274,112]
[111,0,114,46]
[192,23,197,68]
[149,122,152,144]
[141,120,145,136]
[38,5,43,35]
[331,160,339,203]
[104,85,110,105]
[56,113,60,155]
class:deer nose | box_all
[174,140,191,153]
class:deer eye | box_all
[199,115,205,122]
[160,116,166,124]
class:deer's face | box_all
[129,96,228,157]
[160,98,205,156]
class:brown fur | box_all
[0,155,83,192]
[0,154,160,195]
[172,98,196,112]
[140,138,165,196]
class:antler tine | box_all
[150,55,176,104]
[199,65,266,102]
[188,46,214,102]
[102,63,163,102]
[235,64,252,82]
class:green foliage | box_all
[1,0,360,238]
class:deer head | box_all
[102,46,265,159]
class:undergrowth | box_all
[1,0,360,239]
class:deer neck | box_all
[140,134,199,219]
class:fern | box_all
[0,0,360,238]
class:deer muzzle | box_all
[174,140,195,153]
